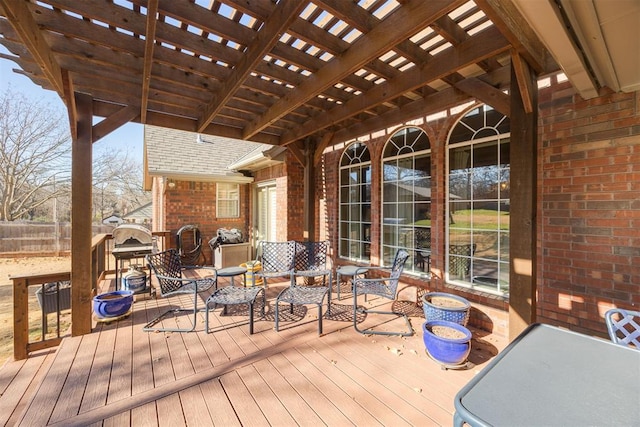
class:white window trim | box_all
[217,182,240,218]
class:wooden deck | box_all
[0,273,506,426]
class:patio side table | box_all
[335,265,368,300]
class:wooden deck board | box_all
[0,349,55,427]
[236,364,297,426]
[199,378,242,426]
[49,330,100,423]
[19,334,82,426]
[251,358,324,425]
[0,275,508,426]
[220,370,271,427]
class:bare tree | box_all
[0,89,150,223]
[92,145,149,221]
[0,89,70,221]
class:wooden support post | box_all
[303,142,316,241]
[71,92,93,336]
[508,60,538,341]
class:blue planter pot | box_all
[422,320,472,366]
[93,290,134,318]
[422,292,471,326]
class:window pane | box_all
[381,126,431,276]
[339,142,371,262]
[474,230,499,260]
[447,106,510,296]
[217,183,239,218]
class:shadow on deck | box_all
[0,272,506,426]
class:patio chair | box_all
[352,249,412,336]
[449,243,476,279]
[275,241,332,334]
[605,308,640,349]
[414,227,431,272]
[144,248,216,332]
[253,241,296,287]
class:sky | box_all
[0,50,144,162]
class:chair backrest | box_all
[294,241,330,272]
[146,249,184,295]
[605,308,640,349]
[415,227,431,249]
[258,241,295,274]
[449,243,476,278]
[390,249,410,279]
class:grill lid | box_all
[112,224,152,246]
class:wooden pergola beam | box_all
[511,50,535,114]
[242,0,467,140]
[92,105,140,143]
[140,0,159,124]
[280,26,508,145]
[476,0,552,74]
[314,132,334,166]
[197,0,307,132]
[454,77,510,117]
[62,69,77,140]
[0,0,64,97]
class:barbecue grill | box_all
[112,224,153,293]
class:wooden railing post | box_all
[13,277,29,360]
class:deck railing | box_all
[12,231,170,360]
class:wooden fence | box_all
[0,222,117,255]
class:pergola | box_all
[1,0,635,338]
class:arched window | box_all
[447,105,510,296]
[381,127,431,275]
[339,142,371,261]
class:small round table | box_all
[335,265,368,300]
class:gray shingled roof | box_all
[145,125,267,178]
[123,202,152,221]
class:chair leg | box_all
[249,301,254,335]
[353,291,413,337]
[318,303,323,335]
[275,300,280,332]
[144,293,200,333]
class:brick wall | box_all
[252,153,305,242]
[285,153,305,241]
[538,83,640,336]
[159,179,250,265]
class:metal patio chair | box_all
[253,241,296,287]
[605,308,640,349]
[275,241,332,334]
[144,248,216,332]
[352,249,412,336]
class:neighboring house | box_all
[102,215,123,226]
[122,202,152,225]
[144,125,301,264]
